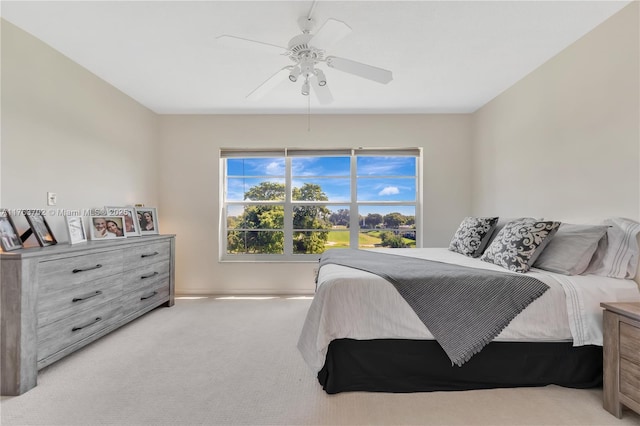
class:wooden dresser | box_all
[601,301,640,418]
[1,235,175,395]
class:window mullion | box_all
[416,153,423,247]
[220,158,228,259]
[284,156,293,256]
[349,151,358,249]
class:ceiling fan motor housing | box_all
[287,33,326,86]
[288,33,324,64]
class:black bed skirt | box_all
[317,339,602,394]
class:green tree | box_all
[384,212,406,228]
[329,208,350,227]
[365,213,383,229]
[292,183,331,254]
[228,204,285,254]
[227,182,285,254]
[380,231,409,248]
[227,182,331,254]
[227,216,239,229]
[244,182,285,201]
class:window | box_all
[221,148,421,261]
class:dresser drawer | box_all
[620,358,640,405]
[38,249,123,290]
[37,301,123,362]
[122,261,170,294]
[123,241,171,272]
[37,275,123,327]
[122,280,170,318]
[620,322,640,365]
[1,235,175,396]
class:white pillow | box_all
[533,224,608,275]
[583,217,640,279]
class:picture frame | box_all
[135,207,159,235]
[65,215,87,244]
[25,212,57,247]
[89,216,127,240]
[0,210,23,251]
[105,206,141,237]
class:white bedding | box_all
[297,248,640,372]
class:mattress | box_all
[298,248,640,373]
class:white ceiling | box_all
[1,1,631,114]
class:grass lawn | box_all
[326,230,382,248]
[359,232,382,247]
[326,230,416,248]
[325,230,352,248]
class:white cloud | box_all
[378,186,400,196]
[266,161,284,175]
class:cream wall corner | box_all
[1,19,160,243]
[471,2,640,223]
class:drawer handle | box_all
[141,272,159,279]
[72,264,103,273]
[141,251,159,258]
[72,317,102,332]
[72,290,103,302]
[140,291,158,301]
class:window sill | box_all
[219,256,321,263]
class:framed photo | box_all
[135,207,159,235]
[89,216,127,240]
[0,210,23,251]
[25,212,57,247]
[65,215,87,244]
[105,206,141,237]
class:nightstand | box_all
[601,302,640,418]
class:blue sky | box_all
[227,157,416,206]
[227,156,415,176]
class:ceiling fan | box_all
[216,12,393,104]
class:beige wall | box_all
[472,2,640,224]
[158,115,472,294]
[1,18,473,295]
[1,20,160,244]
[3,1,638,295]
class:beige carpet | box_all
[1,297,639,426]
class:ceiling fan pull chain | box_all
[307,94,311,132]
[307,0,318,21]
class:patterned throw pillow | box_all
[448,217,499,257]
[480,220,561,273]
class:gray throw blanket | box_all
[319,249,549,366]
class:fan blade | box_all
[311,76,333,104]
[326,56,393,84]
[308,18,352,50]
[216,35,288,55]
[246,67,290,101]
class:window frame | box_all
[220,148,422,262]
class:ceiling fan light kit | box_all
[217,14,393,104]
[301,80,311,96]
[315,69,327,86]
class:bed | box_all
[297,218,640,394]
